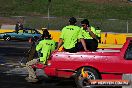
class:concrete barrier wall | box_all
[0,29,132,45]
[37,30,131,45]
[101,33,127,44]
[0,29,15,33]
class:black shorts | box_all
[64,43,79,53]
[78,39,98,51]
[85,39,98,51]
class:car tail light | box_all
[47,60,51,66]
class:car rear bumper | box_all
[101,73,122,79]
[44,66,75,78]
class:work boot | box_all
[20,63,26,67]
[25,77,38,83]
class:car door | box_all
[16,30,27,40]
[23,29,33,40]
[8,30,23,39]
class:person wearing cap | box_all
[26,36,39,63]
[56,17,88,53]
[25,29,56,82]
[80,19,98,51]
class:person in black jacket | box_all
[15,22,23,33]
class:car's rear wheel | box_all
[75,67,101,88]
[3,36,11,41]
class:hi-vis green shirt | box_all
[81,26,97,39]
[96,30,101,37]
[60,25,83,49]
[36,39,56,63]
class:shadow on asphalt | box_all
[0,73,76,88]
[0,73,122,88]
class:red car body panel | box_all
[38,38,132,79]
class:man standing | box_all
[56,17,88,53]
[15,21,23,33]
[80,19,98,51]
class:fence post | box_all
[126,20,129,33]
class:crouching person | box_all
[25,29,56,82]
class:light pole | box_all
[47,0,51,29]
[126,20,129,33]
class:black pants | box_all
[78,39,98,51]
[64,43,79,53]
[27,43,38,61]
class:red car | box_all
[35,37,132,88]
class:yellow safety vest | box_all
[81,26,96,39]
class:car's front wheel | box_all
[3,36,11,41]
[75,67,101,88]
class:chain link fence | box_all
[0,16,132,33]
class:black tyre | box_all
[75,67,100,88]
[3,36,11,41]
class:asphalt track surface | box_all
[0,40,122,88]
[0,40,76,88]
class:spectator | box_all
[56,17,88,53]
[15,22,23,33]
[26,37,39,62]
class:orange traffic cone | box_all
[28,38,32,43]
[114,38,117,44]
[103,33,107,44]
[104,38,106,44]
